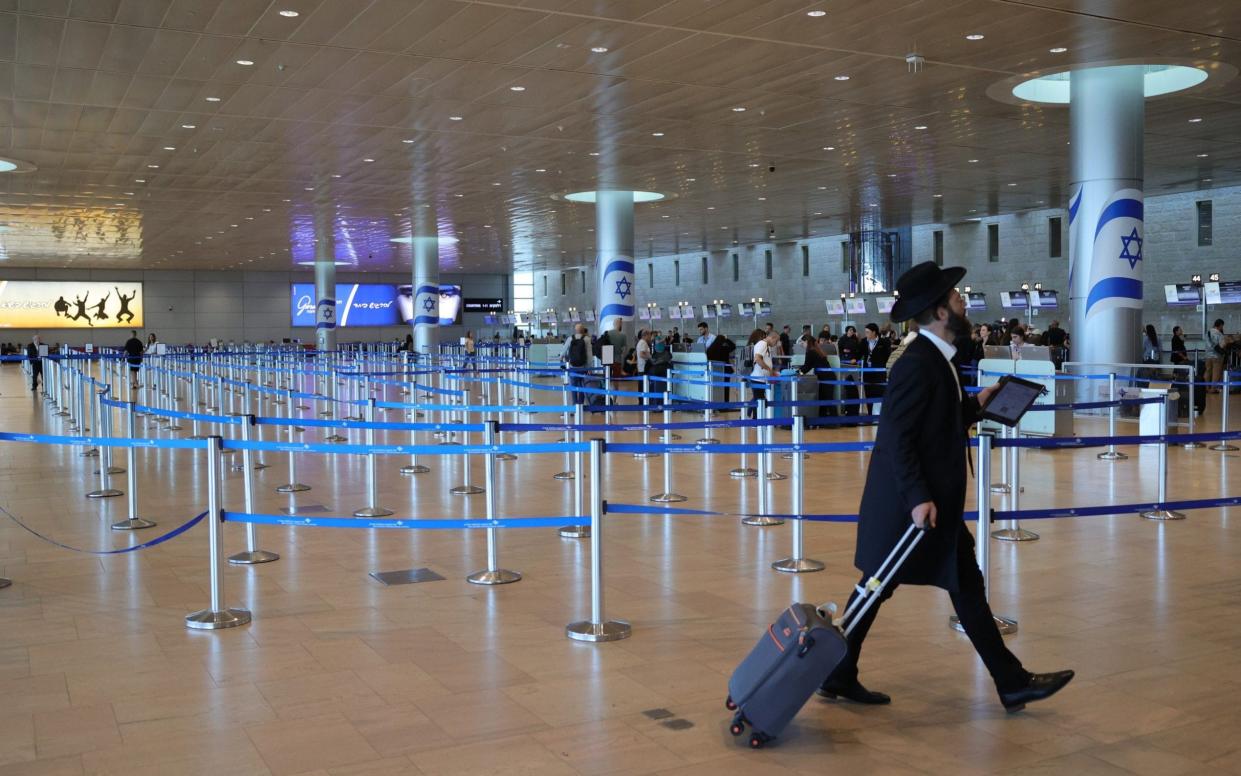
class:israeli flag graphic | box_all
[1078,186,1144,321]
[596,255,635,332]
[412,284,439,329]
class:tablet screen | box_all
[981,377,1043,426]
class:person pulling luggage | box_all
[820,262,1074,712]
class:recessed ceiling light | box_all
[491,182,501,186]
[933,193,943,198]
[147,164,159,168]
[822,146,835,151]
[362,158,374,162]
[236,59,254,66]
[205,96,221,102]
[834,75,850,81]
[651,132,664,137]
[1203,177,1213,182]
[732,106,747,112]
[181,124,195,129]
[304,186,314,190]
[402,138,414,143]
[123,191,134,195]
[483,224,492,228]
[968,158,980,163]
[1197,153,1209,157]
[448,116,463,121]
[278,9,299,17]
[707,206,714,210]
[1188,117,1203,123]
[454,193,464,197]
[748,163,760,168]
[686,177,695,182]
[914,125,928,130]
[965,34,985,40]
[588,152,600,156]
[806,10,827,16]
[330,173,342,178]
[534,168,546,172]
[1049,47,1067,53]
[591,46,609,53]
[134,179,145,183]
[162,146,175,151]
[1007,182,1018,186]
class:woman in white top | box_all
[748,329,779,417]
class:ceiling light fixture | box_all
[806,10,826,16]
[135,179,145,183]
[448,115,463,121]
[362,158,374,162]
[147,164,159,168]
[402,138,414,143]
[163,146,176,151]
[279,9,299,17]
[965,34,985,40]
[1188,117,1203,123]
[591,46,608,53]
[535,168,546,172]
[509,85,526,91]
[205,96,221,102]
[1049,47,1068,53]
[1011,64,1209,104]
[651,132,664,137]
[914,125,928,130]
[236,59,254,66]
[561,190,664,204]
[1197,153,1209,157]
[834,75,850,81]
[968,158,980,163]
[181,124,196,129]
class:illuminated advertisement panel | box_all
[0,280,143,328]
[290,283,461,327]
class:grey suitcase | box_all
[725,524,925,748]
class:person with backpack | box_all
[563,324,590,404]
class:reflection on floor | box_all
[0,365,1238,775]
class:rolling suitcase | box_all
[724,524,925,749]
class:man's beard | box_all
[946,309,972,339]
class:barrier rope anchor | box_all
[466,421,521,585]
[772,417,824,573]
[566,438,631,642]
[186,436,252,630]
[951,432,1016,636]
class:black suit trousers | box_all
[828,528,1028,693]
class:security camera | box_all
[768,165,776,173]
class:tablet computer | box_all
[980,375,1047,427]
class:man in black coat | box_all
[819,262,1073,713]
[859,323,890,415]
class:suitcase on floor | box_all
[724,525,925,749]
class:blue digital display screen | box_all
[291,283,461,327]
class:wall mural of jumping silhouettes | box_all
[0,281,143,328]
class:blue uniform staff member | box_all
[819,262,1074,712]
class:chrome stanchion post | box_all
[1184,365,1203,448]
[230,417,281,562]
[992,427,1038,541]
[85,387,122,499]
[186,436,252,630]
[566,438,631,642]
[495,403,517,461]
[449,422,484,495]
[951,431,1016,635]
[633,375,659,459]
[399,405,430,475]
[1211,371,1238,451]
[763,402,787,481]
[1143,399,1187,520]
[743,400,783,526]
[560,405,590,538]
[553,387,575,479]
[731,381,757,478]
[111,402,155,530]
[990,422,1012,493]
[467,421,521,585]
[650,391,686,502]
[354,399,394,516]
[96,390,124,474]
[275,389,310,493]
[1098,372,1128,460]
[772,416,823,572]
[188,375,204,439]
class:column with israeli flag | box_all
[593,190,636,335]
[412,238,439,358]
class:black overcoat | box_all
[855,333,979,592]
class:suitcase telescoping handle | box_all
[837,524,926,637]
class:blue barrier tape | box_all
[605,441,876,454]
[0,431,211,450]
[0,506,207,555]
[993,429,1241,449]
[994,495,1241,520]
[499,417,787,433]
[219,439,587,456]
[223,511,589,530]
[252,416,484,432]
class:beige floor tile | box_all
[0,756,84,776]
[32,706,119,760]
[532,719,687,775]
[409,734,576,776]
[502,673,672,727]
[245,713,382,776]
[413,689,549,743]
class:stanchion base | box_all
[951,614,1017,635]
[765,472,787,481]
[93,466,125,475]
[1210,443,1239,452]
[80,448,99,458]
[729,467,758,478]
[450,485,485,495]
[185,608,251,630]
[669,433,683,441]
[553,471,575,480]
[166,424,183,432]
[111,517,156,531]
[400,464,431,475]
[0,578,10,589]
[696,437,721,444]
[253,461,269,470]
[496,453,518,461]
[992,528,1040,542]
[229,549,280,564]
[559,525,590,539]
[566,619,631,643]
[632,452,660,459]
[276,483,311,493]
[650,492,688,503]
[990,483,1011,494]
[466,568,521,585]
[353,506,395,517]
[772,557,825,573]
[780,452,811,460]
[187,434,208,441]
[1141,509,1187,521]
[1097,451,1129,460]
[325,434,347,443]
[86,489,123,499]
[742,516,785,526]
[1183,441,1205,449]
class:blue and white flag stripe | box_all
[596,256,635,330]
[412,284,439,328]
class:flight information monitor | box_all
[1166,283,1200,306]
[1031,290,1058,308]
[1000,290,1029,309]
[966,292,988,311]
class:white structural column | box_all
[1068,65,1145,381]
[314,214,337,353]
[412,238,439,357]
[594,191,636,333]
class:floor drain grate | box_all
[280,504,332,515]
[642,708,674,720]
[369,568,446,586]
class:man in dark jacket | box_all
[819,262,1073,712]
[859,323,890,415]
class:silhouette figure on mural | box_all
[93,292,111,321]
[115,288,136,324]
[69,293,94,326]
[53,296,70,317]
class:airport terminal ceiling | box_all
[0,0,1238,274]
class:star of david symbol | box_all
[614,277,632,300]
[1119,227,1143,269]
[421,297,436,312]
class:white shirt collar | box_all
[918,328,957,363]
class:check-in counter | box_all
[527,343,563,367]
[977,358,1069,436]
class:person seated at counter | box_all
[1009,327,1027,359]
[799,337,836,417]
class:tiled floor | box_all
[0,363,1239,775]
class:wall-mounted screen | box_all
[290,283,461,327]
[668,305,681,320]
[638,307,650,320]
[739,302,755,317]
[1205,281,1241,305]
[825,299,845,315]
[1000,290,1029,309]
[583,310,595,322]
[717,303,733,318]
[965,292,987,311]
[0,280,143,328]
[1169,284,1201,305]
[845,298,866,315]
[757,301,772,316]
[1031,290,1058,308]
[875,296,895,314]
[570,310,582,322]
[648,306,661,320]
[463,297,503,312]
[701,304,714,319]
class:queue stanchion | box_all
[558,370,573,443]
[246,383,269,470]
[560,405,590,538]
[81,377,100,457]
[292,365,309,411]
[354,399,394,517]
[162,371,182,432]
[275,389,310,493]
[731,381,757,478]
[111,402,155,531]
[665,370,683,440]
[1184,367,1203,448]
[696,384,720,446]
[188,374,205,439]
[764,402,787,481]
[743,400,783,526]
[633,375,659,459]
[449,422,484,496]
[1210,371,1238,452]
[990,422,1012,494]
[399,406,431,475]
[1142,400,1188,520]
[1098,372,1128,461]
[95,390,124,475]
[186,436,252,630]
[992,426,1038,541]
[650,391,687,503]
[553,389,576,480]
[467,421,521,585]
[85,388,122,499]
[229,417,281,563]
[772,416,823,572]
[566,438,630,642]
[54,360,70,416]
[950,431,1017,635]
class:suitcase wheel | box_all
[724,695,737,711]
[749,733,767,749]
[730,722,745,737]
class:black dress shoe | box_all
[999,670,1075,713]
[816,678,891,705]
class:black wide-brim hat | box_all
[889,262,967,322]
